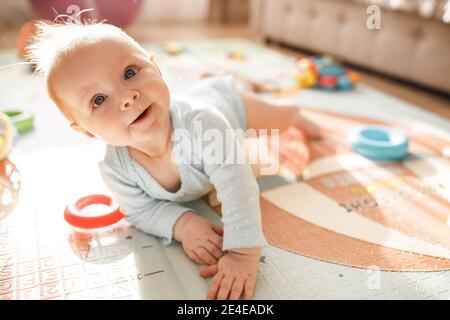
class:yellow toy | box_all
[295,55,360,90]
[295,71,317,88]
[227,51,246,61]
[0,112,13,161]
[164,41,183,56]
[294,57,317,88]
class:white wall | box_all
[0,0,209,28]
[135,0,209,23]
[0,0,35,28]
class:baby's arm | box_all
[99,159,223,265]
[191,109,267,300]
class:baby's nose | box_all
[121,90,140,110]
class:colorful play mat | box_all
[0,38,449,299]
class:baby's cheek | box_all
[147,78,170,103]
[92,117,127,144]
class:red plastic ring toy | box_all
[64,194,124,229]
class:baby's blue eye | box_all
[124,67,137,80]
[92,94,107,107]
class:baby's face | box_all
[50,37,171,146]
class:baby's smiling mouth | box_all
[131,104,153,125]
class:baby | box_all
[28,21,319,300]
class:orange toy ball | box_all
[347,71,361,83]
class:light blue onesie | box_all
[98,75,267,250]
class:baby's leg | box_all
[240,89,321,138]
[244,136,281,179]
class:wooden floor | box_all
[2,22,449,119]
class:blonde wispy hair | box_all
[26,15,147,121]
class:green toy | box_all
[4,110,34,134]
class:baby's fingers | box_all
[217,277,234,300]
[229,279,245,300]
[200,264,218,278]
[207,231,223,250]
[206,241,224,260]
[243,277,256,300]
[188,250,204,265]
[196,247,217,265]
[207,272,224,300]
[211,224,224,236]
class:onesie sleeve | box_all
[98,155,193,245]
[189,108,267,250]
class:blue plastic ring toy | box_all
[348,125,409,160]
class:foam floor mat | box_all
[0,38,449,299]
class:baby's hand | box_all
[199,247,261,300]
[173,212,224,265]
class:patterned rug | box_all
[146,39,450,272]
[0,38,449,299]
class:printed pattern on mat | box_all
[257,108,450,271]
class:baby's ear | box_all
[70,122,96,139]
[149,53,162,75]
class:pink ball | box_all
[29,0,143,29]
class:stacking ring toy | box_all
[348,125,409,160]
[0,159,21,220]
[0,112,13,161]
[64,194,124,230]
[4,110,33,134]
